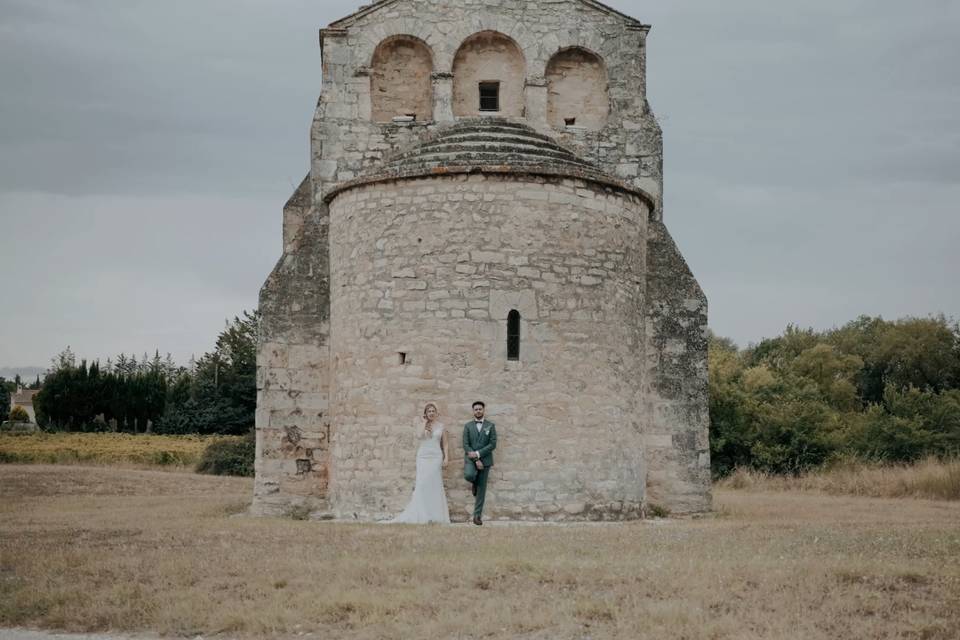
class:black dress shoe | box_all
[473,516,483,526]
[471,483,477,496]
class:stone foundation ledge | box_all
[302,502,653,523]
[249,496,331,520]
[244,503,714,523]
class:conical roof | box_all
[324,118,650,205]
[383,118,598,174]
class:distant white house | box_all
[10,386,39,423]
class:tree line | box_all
[710,315,960,476]
[31,311,257,436]
[17,310,960,476]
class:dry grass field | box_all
[718,457,960,501]
[0,434,240,468]
[1,465,959,640]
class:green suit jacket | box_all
[463,419,497,468]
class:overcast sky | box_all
[1,0,958,370]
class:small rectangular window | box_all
[479,82,500,112]
[507,310,521,361]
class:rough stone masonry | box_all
[253,0,711,522]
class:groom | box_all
[463,400,497,526]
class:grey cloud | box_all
[0,0,958,364]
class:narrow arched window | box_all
[507,310,521,361]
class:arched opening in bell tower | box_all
[546,47,609,131]
[371,35,434,123]
[452,31,526,118]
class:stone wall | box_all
[315,0,659,207]
[546,48,609,131]
[282,176,312,254]
[452,31,526,118]
[643,221,712,513]
[253,199,333,518]
[371,36,434,123]
[326,173,650,521]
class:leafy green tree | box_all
[708,315,960,476]
[826,315,888,403]
[49,347,76,373]
[707,334,753,477]
[790,344,863,411]
[748,392,838,473]
[876,317,959,393]
[162,353,183,380]
[826,315,960,404]
[196,432,256,477]
[745,325,819,370]
[874,385,960,458]
[0,378,10,421]
[156,310,259,435]
[33,312,256,435]
[114,354,128,376]
[34,356,169,432]
[844,405,931,463]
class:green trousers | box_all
[473,466,490,519]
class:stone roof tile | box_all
[325,118,654,207]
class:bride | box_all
[389,402,450,524]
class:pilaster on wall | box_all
[253,202,333,518]
[282,176,312,253]
[525,76,549,131]
[629,24,651,112]
[432,72,454,123]
[318,28,353,120]
[643,220,712,514]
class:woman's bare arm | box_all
[441,428,449,468]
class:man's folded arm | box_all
[477,426,497,457]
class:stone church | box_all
[253,0,711,521]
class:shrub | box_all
[646,503,670,518]
[749,395,837,474]
[717,457,960,501]
[846,405,933,463]
[285,504,312,521]
[196,431,255,477]
[9,406,30,423]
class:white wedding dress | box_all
[390,423,450,524]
